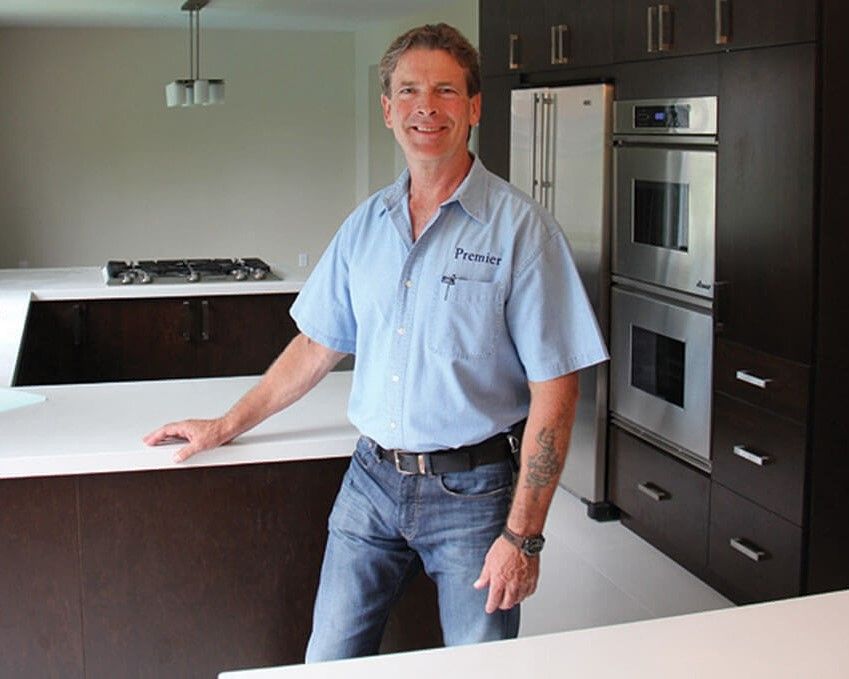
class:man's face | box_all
[381,48,481,167]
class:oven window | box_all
[633,180,689,252]
[630,325,685,407]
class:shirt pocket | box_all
[427,277,504,360]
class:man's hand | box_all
[143,418,231,462]
[473,535,540,614]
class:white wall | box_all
[0,27,356,273]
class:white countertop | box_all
[0,371,356,479]
[220,589,849,679]
[0,266,305,387]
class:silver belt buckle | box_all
[393,450,427,475]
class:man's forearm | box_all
[218,333,346,441]
[506,372,579,535]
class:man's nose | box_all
[415,92,438,116]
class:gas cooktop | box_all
[105,258,279,285]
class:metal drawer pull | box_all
[637,482,670,502]
[735,370,772,389]
[733,445,771,466]
[200,299,210,341]
[715,0,732,45]
[658,4,674,51]
[729,537,769,562]
[508,33,520,70]
[182,300,192,342]
[647,5,658,52]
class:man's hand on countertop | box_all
[143,418,233,462]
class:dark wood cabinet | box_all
[714,0,816,50]
[0,460,442,678]
[715,43,816,364]
[608,426,710,576]
[15,293,299,386]
[480,0,613,75]
[613,0,716,61]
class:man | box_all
[144,23,607,662]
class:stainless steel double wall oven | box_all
[609,96,717,469]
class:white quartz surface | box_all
[0,266,305,387]
[0,371,356,479]
[219,590,849,679]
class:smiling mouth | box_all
[411,125,446,133]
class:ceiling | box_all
[0,0,460,31]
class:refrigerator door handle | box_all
[532,93,540,202]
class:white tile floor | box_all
[519,486,733,637]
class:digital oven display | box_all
[634,104,691,129]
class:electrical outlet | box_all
[298,253,309,268]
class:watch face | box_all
[523,536,545,555]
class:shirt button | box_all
[404,280,413,288]
[389,421,397,429]
[397,327,406,335]
[391,375,400,382]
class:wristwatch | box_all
[501,526,545,556]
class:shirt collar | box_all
[380,154,489,225]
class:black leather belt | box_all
[374,420,526,476]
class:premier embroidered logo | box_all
[454,247,502,266]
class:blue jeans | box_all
[305,436,519,662]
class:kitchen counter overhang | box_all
[0,372,354,479]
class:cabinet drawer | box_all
[609,426,709,575]
[712,394,806,525]
[714,339,809,421]
[708,483,802,604]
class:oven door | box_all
[610,286,713,464]
[613,144,715,298]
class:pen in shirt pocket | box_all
[441,274,456,300]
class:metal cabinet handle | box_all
[733,445,772,466]
[735,370,772,389]
[658,4,674,52]
[72,303,86,347]
[715,0,732,45]
[647,5,658,52]
[637,482,670,502]
[182,300,192,342]
[200,299,210,341]
[559,24,571,64]
[729,537,768,562]
[550,25,558,65]
[508,33,520,70]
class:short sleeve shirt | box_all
[290,156,608,452]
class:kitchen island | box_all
[0,373,441,678]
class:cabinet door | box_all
[14,301,86,385]
[714,0,816,50]
[195,294,298,377]
[84,298,200,381]
[479,75,519,181]
[539,0,614,70]
[479,0,528,76]
[716,44,816,363]
[614,0,716,62]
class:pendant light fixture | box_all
[165,0,225,108]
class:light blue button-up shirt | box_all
[290,156,608,452]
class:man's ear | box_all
[469,92,482,128]
[381,94,393,129]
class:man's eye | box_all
[439,87,458,95]
[398,87,414,95]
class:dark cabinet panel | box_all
[15,293,299,386]
[712,393,806,525]
[608,425,710,575]
[479,74,519,181]
[708,483,803,604]
[713,339,810,423]
[0,476,84,679]
[613,51,718,99]
[716,44,816,363]
[479,0,528,76]
[613,0,716,62]
[716,0,816,50]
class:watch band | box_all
[501,526,545,556]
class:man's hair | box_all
[378,23,481,98]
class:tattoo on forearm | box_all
[525,428,559,490]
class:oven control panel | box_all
[634,104,690,130]
[613,96,717,137]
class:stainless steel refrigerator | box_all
[509,84,613,514]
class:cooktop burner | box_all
[105,258,279,285]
